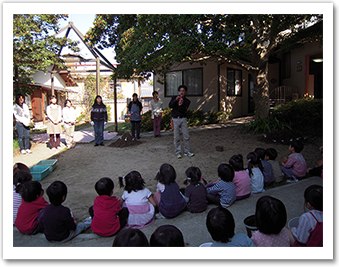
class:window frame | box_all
[164,67,203,97]
[227,68,243,96]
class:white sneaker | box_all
[51,147,57,151]
[155,213,165,219]
[20,150,26,154]
[26,149,32,154]
[57,146,62,150]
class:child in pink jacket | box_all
[282,140,307,183]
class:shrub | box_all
[140,108,231,132]
[272,98,323,136]
[245,98,322,137]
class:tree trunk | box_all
[252,61,270,119]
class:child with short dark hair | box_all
[13,167,32,224]
[14,181,48,234]
[229,154,251,200]
[290,185,323,246]
[89,177,129,236]
[119,171,155,229]
[204,207,255,247]
[246,152,265,194]
[265,148,284,183]
[112,228,149,247]
[255,148,275,186]
[206,164,236,208]
[153,164,186,218]
[282,139,307,182]
[150,225,185,247]
[181,166,208,213]
[43,181,91,243]
[251,196,294,246]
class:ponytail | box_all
[118,176,124,188]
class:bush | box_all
[245,98,322,137]
[140,108,231,132]
[272,98,323,136]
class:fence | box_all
[269,86,298,107]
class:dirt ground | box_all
[39,125,323,224]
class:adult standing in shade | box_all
[13,94,32,154]
[169,85,194,159]
[128,93,143,139]
[90,95,107,146]
[63,99,76,149]
[46,95,62,150]
[150,91,163,138]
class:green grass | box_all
[75,122,91,131]
[13,139,20,153]
[105,122,131,135]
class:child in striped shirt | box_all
[206,164,236,208]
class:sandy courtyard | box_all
[37,125,322,224]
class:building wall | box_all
[154,60,219,113]
[281,41,322,98]
[154,59,250,118]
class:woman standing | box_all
[90,95,107,146]
[128,93,142,139]
[63,99,76,149]
[150,91,163,138]
[46,95,62,150]
[13,94,31,154]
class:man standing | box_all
[169,85,194,159]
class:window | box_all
[227,68,242,96]
[165,68,203,96]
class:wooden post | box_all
[51,72,55,95]
[96,57,100,95]
[114,78,118,133]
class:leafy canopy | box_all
[13,14,79,95]
[86,14,322,79]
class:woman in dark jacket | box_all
[128,93,142,139]
[90,95,107,146]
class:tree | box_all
[13,14,79,96]
[86,14,323,118]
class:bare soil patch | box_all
[40,126,322,225]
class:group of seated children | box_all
[13,139,318,245]
[112,184,323,247]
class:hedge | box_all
[140,108,231,132]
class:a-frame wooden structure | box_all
[54,21,118,132]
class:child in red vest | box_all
[89,177,129,236]
[15,181,48,234]
[290,185,323,246]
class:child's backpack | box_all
[294,212,323,247]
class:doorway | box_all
[306,52,323,98]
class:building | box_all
[15,66,78,127]
[153,39,322,118]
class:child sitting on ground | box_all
[251,196,294,247]
[282,139,307,183]
[13,169,33,224]
[290,185,323,247]
[265,148,284,183]
[229,154,251,200]
[255,148,275,186]
[246,152,265,194]
[181,166,208,213]
[43,181,91,243]
[119,171,155,229]
[153,163,186,219]
[89,177,129,236]
[15,181,49,234]
[206,164,236,208]
[203,207,255,247]
[150,225,185,247]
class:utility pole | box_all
[96,57,100,95]
[114,77,118,132]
